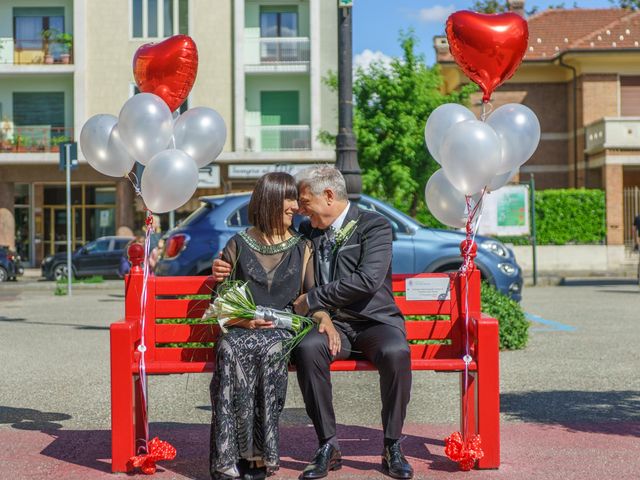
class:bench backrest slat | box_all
[126,271,481,364]
[154,276,216,296]
[153,320,454,344]
[155,299,209,319]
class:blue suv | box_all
[155,193,523,301]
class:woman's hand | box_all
[315,313,341,356]
[226,318,273,330]
[212,253,232,283]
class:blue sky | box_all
[352,0,615,67]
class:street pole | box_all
[336,2,362,200]
[530,174,537,286]
[65,143,73,296]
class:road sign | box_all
[58,142,78,171]
[338,0,353,7]
[477,185,530,237]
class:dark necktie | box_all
[318,226,336,285]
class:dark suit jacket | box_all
[300,202,405,332]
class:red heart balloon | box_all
[446,11,528,103]
[133,35,198,112]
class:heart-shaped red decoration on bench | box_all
[446,11,528,103]
[133,35,198,112]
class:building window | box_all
[260,7,298,38]
[131,0,189,39]
[621,76,640,117]
[13,92,65,148]
[15,184,31,263]
[13,7,65,51]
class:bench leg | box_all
[110,323,136,473]
[476,317,500,469]
[134,375,148,454]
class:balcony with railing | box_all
[245,125,311,152]
[244,37,310,73]
[0,35,74,67]
[0,125,74,153]
[585,117,640,154]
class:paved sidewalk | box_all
[0,278,639,479]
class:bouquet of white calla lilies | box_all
[202,280,315,356]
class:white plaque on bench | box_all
[405,277,451,301]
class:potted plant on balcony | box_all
[41,28,60,64]
[56,32,73,64]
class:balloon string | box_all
[135,211,154,454]
[480,101,493,122]
[458,190,486,444]
[127,171,142,197]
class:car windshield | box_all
[357,198,424,232]
[85,239,110,253]
[179,203,211,227]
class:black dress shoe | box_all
[382,442,414,479]
[301,443,342,479]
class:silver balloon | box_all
[118,93,174,165]
[174,107,227,168]
[424,103,476,164]
[486,103,540,174]
[80,114,136,177]
[440,120,502,195]
[488,167,519,192]
[141,149,199,213]
[424,169,470,228]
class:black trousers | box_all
[293,320,412,443]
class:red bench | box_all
[110,249,500,473]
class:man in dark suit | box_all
[212,166,413,479]
[291,166,413,480]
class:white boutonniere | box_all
[332,218,359,253]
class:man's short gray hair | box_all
[295,165,348,200]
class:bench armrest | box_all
[110,320,137,371]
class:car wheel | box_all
[0,266,7,282]
[53,263,73,281]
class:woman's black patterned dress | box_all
[209,230,314,478]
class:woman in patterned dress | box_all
[209,172,332,480]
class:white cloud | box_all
[354,49,393,72]
[416,4,455,23]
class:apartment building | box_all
[436,3,640,248]
[0,0,337,266]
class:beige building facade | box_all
[436,5,640,247]
[0,0,338,266]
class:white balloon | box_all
[174,107,227,167]
[486,103,540,174]
[80,114,136,177]
[488,167,519,192]
[141,149,199,213]
[118,93,174,165]
[425,169,470,228]
[440,120,502,195]
[425,103,476,164]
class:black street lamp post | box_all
[336,2,362,200]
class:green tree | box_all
[471,0,508,13]
[340,32,476,220]
[609,0,640,9]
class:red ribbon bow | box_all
[129,437,177,475]
[444,431,484,471]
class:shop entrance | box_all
[42,185,116,256]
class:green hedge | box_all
[481,282,529,350]
[416,188,606,245]
[496,189,606,246]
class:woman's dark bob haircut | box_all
[248,172,298,237]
